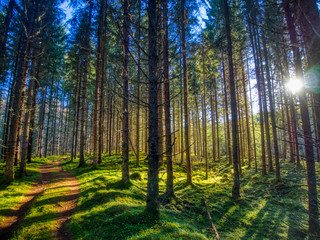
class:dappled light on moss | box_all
[55,153,315,239]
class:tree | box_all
[284,0,319,234]
[5,0,37,183]
[122,0,130,185]
[146,0,160,217]
[181,0,192,185]
[222,0,240,199]
[78,0,93,168]
[163,0,174,197]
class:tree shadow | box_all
[69,205,157,240]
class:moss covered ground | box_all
[61,153,316,240]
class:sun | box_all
[286,77,303,94]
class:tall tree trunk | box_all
[284,0,319,233]
[222,54,231,165]
[44,82,53,158]
[20,48,38,177]
[290,95,301,166]
[163,0,173,197]
[202,46,208,179]
[181,0,192,184]
[121,0,130,184]
[93,0,103,168]
[240,53,252,168]
[136,0,141,166]
[79,1,93,167]
[297,0,320,166]
[108,94,113,155]
[5,1,35,183]
[214,80,220,162]
[146,0,160,217]
[262,32,280,178]
[247,61,257,171]
[1,82,13,161]
[249,22,266,175]
[210,91,216,162]
[71,60,80,161]
[179,52,184,165]
[37,87,46,158]
[98,7,106,162]
[257,36,273,172]
[223,0,240,199]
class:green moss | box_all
[0,153,316,239]
[0,157,50,224]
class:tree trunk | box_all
[248,22,266,175]
[262,33,280,178]
[210,91,216,162]
[146,0,160,217]
[98,12,106,162]
[136,0,141,166]
[121,0,130,184]
[79,1,93,167]
[223,0,240,199]
[240,52,252,169]
[20,48,38,177]
[284,0,319,233]
[163,0,173,197]
[222,54,231,165]
[214,79,220,162]
[181,0,192,184]
[202,46,208,179]
[257,36,273,172]
[71,59,80,161]
[44,82,53,158]
[247,61,257,171]
[5,1,35,183]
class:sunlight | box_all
[286,77,303,94]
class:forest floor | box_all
[0,157,79,240]
[0,153,319,240]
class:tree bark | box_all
[163,0,173,197]
[136,0,141,166]
[223,0,240,199]
[5,1,35,183]
[284,0,319,233]
[202,46,208,179]
[146,0,160,217]
[181,0,192,184]
[20,48,38,177]
[79,1,93,167]
[222,54,231,165]
[121,0,130,184]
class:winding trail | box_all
[0,160,79,240]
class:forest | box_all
[0,0,320,239]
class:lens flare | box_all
[286,77,303,94]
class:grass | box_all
[61,153,314,240]
[0,156,50,224]
[11,157,70,240]
[0,152,317,239]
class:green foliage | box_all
[0,154,314,239]
[61,154,312,240]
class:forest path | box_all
[0,159,79,240]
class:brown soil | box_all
[0,160,79,240]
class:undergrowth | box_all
[61,153,314,240]
[0,156,50,224]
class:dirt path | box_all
[0,160,79,240]
[52,161,79,240]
